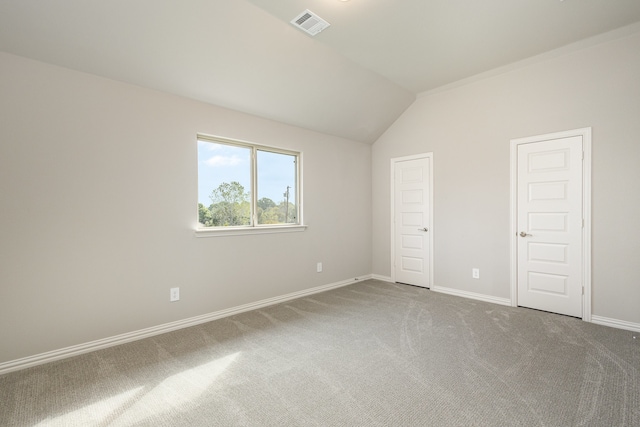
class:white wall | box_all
[0,52,372,364]
[372,30,640,325]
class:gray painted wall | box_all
[372,31,640,325]
[0,53,372,364]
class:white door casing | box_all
[510,128,592,320]
[391,153,433,288]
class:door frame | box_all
[390,153,434,287]
[509,128,592,321]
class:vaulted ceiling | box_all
[2,1,640,143]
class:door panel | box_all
[517,136,583,317]
[393,156,431,287]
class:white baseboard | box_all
[431,285,512,307]
[5,276,635,376]
[0,276,366,375]
[370,274,393,282]
[376,278,511,308]
[429,288,640,333]
[374,279,511,307]
[591,315,640,333]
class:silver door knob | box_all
[519,231,532,237]
[418,227,428,232]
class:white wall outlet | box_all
[317,262,323,273]
[170,287,180,302]
[472,268,480,279]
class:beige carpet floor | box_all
[1,279,638,426]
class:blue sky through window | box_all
[197,140,296,207]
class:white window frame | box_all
[195,134,306,238]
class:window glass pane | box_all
[197,140,251,227]
[256,150,297,225]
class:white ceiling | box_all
[2,1,640,143]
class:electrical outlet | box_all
[170,287,180,302]
[317,262,323,273]
[472,268,480,279]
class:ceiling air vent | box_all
[290,9,330,36]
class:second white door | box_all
[516,135,584,317]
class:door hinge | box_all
[582,287,584,295]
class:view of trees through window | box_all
[197,137,298,228]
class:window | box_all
[196,135,303,235]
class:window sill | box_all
[194,224,307,238]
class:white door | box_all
[392,155,432,288]
[516,136,583,317]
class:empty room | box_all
[1,1,639,426]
